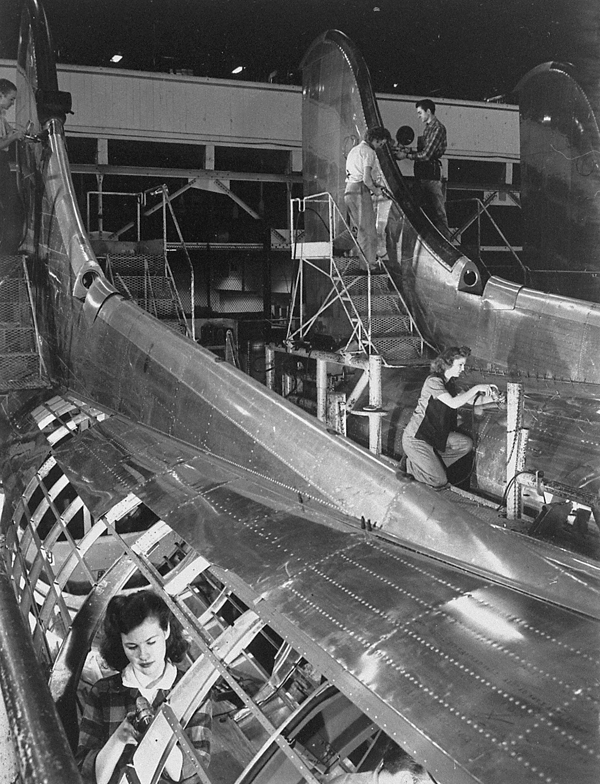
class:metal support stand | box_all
[265,345,275,390]
[282,373,294,398]
[350,354,385,454]
[286,193,427,361]
[327,392,347,436]
[316,358,327,422]
[368,354,382,410]
[367,355,384,454]
[506,381,528,520]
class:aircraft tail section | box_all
[299,30,484,350]
[516,62,600,302]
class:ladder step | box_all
[0,326,35,352]
[115,276,173,296]
[335,274,392,297]
[354,311,409,324]
[106,253,164,275]
[0,279,28,303]
[369,275,398,293]
[332,255,364,275]
[153,301,180,316]
[0,254,48,390]
[353,293,401,311]
[365,315,412,333]
[372,336,423,363]
[341,270,387,280]
[0,255,24,277]
[0,303,33,325]
[0,353,46,390]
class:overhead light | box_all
[231,66,244,74]
[110,54,123,64]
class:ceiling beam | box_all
[69,163,302,184]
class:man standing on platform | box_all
[344,127,391,269]
[396,99,450,239]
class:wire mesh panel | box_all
[0,255,46,390]
[372,335,423,363]
[353,293,402,315]
[0,353,42,389]
[0,298,32,323]
[0,325,36,352]
[103,253,192,336]
[107,253,165,276]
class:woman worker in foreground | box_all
[401,346,499,489]
[77,589,212,784]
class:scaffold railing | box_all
[286,192,427,366]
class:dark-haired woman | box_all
[401,346,498,489]
[76,590,211,784]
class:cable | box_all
[495,470,535,512]
[458,383,532,509]
[301,205,332,236]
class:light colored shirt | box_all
[121,660,177,703]
[345,141,376,185]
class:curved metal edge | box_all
[300,29,470,278]
[0,560,83,782]
[18,0,59,94]
[513,60,575,94]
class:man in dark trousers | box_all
[396,99,450,239]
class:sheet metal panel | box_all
[47,417,600,784]
[48,404,600,621]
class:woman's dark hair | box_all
[380,739,426,775]
[430,345,471,376]
[0,79,17,97]
[99,590,189,671]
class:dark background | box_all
[0,0,591,102]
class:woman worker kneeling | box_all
[401,346,498,489]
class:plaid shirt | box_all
[76,669,212,784]
[410,115,447,162]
